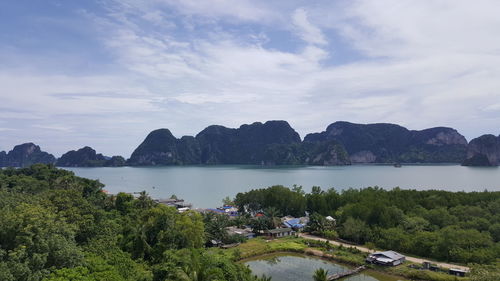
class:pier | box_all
[327,265,366,280]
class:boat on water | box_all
[393,163,402,168]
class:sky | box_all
[1,0,500,158]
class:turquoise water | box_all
[66,164,500,208]
[244,254,406,281]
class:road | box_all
[298,233,469,272]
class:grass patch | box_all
[224,236,307,260]
[387,265,469,281]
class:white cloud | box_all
[67,0,500,143]
[1,0,500,155]
[292,8,328,45]
[159,0,275,22]
[331,0,500,58]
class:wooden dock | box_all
[327,265,366,280]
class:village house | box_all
[281,216,309,230]
[449,268,467,277]
[156,198,192,209]
[366,251,406,266]
[219,205,239,216]
[282,218,305,230]
[325,216,336,224]
[264,227,295,238]
[226,226,255,239]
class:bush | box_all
[322,230,338,240]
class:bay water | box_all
[66,164,500,208]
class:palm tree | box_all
[313,268,329,281]
[136,190,154,209]
[130,224,151,259]
[264,207,282,228]
[173,250,223,281]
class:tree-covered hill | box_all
[304,121,468,163]
[127,120,474,166]
[0,165,269,281]
[57,146,125,167]
[462,134,500,166]
[0,143,56,167]
[2,121,498,167]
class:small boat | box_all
[393,163,402,168]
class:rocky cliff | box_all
[262,140,350,166]
[128,129,189,165]
[128,121,302,165]
[57,146,106,167]
[104,156,126,167]
[304,121,468,163]
[196,120,301,164]
[128,120,472,166]
[0,151,7,167]
[2,121,486,167]
[462,134,500,166]
[0,143,56,167]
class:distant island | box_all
[56,146,126,167]
[1,120,499,167]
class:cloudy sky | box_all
[1,0,500,157]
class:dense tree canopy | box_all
[0,165,269,281]
[234,185,500,264]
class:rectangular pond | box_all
[244,253,407,281]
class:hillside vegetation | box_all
[0,165,269,281]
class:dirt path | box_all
[298,233,469,272]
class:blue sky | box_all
[1,0,500,157]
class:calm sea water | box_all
[66,165,500,208]
[244,253,406,281]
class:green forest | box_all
[0,165,269,281]
[1,164,499,281]
[234,185,500,264]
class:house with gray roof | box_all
[264,228,295,238]
[366,251,405,266]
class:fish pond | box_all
[244,253,408,281]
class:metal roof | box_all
[267,227,293,234]
[372,251,405,260]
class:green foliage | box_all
[306,213,336,236]
[225,237,307,260]
[222,196,234,206]
[339,217,370,244]
[151,248,270,281]
[469,264,500,281]
[312,268,328,281]
[488,223,500,242]
[0,165,261,281]
[0,202,83,280]
[120,205,205,261]
[235,185,306,217]
[234,185,500,264]
[203,212,231,243]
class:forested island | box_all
[0,165,499,281]
[1,121,499,168]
